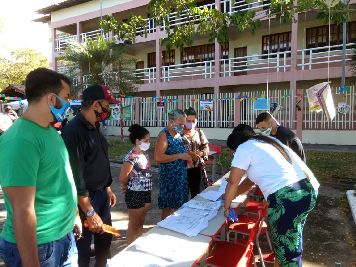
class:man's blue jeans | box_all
[0,232,78,267]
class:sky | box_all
[0,0,58,60]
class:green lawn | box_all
[107,139,356,184]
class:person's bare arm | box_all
[224,167,246,215]
[235,178,255,196]
[154,133,191,163]
[119,162,134,193]
[5,186,40,267]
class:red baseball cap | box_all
[82,85,119,104]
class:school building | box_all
[36,0,356,145]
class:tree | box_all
[59,36,138,97]
[0,48,48,90]
[59,36,139,138]
[100,0,351,50]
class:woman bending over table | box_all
[224,124,319,267]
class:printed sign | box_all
[306,82,336,120]
[337,102,350,115]
[110,105,120,120]
[253,98,269,111]
[123,105,132,120]
[199,100,213,111]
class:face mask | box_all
[260,127,272,136]
[95,102,111,122]
[49,95,70,122]
[172,124,184,134]
[139,142,150,151]
[185,122,196,130]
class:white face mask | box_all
[260,127,272,136]
[139,142,150,151]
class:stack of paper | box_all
[198,179,227,201]
[157,200,222,237]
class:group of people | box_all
[0,67,318,267]
[0,68,211,267]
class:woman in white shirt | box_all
[225,124,319,267]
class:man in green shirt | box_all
[0,68,78,267]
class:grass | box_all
[107,139,356,184]
[107,139,134,161]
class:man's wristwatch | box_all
[86,208,95,218]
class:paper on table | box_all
[198,190,223,201]
[198,177,228,201]
[157,205,219,237]
[183,199,222,210]
[135,233,193,262]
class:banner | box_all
[199,100,213,111]
[253,98,269,111]
[123,105,132,120]
[110,105,120,120]
[306,82,336,120]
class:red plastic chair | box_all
[205,240,255,267]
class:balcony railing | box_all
[221,0,270,14]
[135,67,157,83]
[65,44,352,85]
[80,29,109,43]
[297,43,354,70]
[163,3,216,29]
[136,17,156,35]
[162,61,215,82]
[221,51,291,77]
[55,34,77,53]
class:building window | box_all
[221,42,229,59]
[262,32,291,55]
[162,50,175,66]
[147,50,176,67]
[147,52,156,68]
[181,43,229,64]
[306,21,356,49]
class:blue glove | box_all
[228,208,238,223]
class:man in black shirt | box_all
[256,112,306,162]
[62,84,118,267]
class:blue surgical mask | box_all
[172,124,184,134]
[49,95,70,122]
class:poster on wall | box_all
[337,102,350,115]
[109,105,132,120]
[110,105,120,120]
[306,82,329,112]
[157,101,165,109]
[306,82,337,120]
[253,98,269,111]
[123,105,132,120]
[317,83,336,120]
[199,100,213,111]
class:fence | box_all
[103,87,356,131]
[303,85,356,130]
